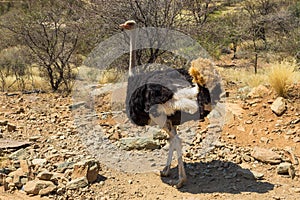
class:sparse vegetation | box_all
[220,67,267,88]
[0,0,299,94]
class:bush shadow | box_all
[161,160,274,194]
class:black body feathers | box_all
[126,68,211,126]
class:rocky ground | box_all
[0,77,299,199]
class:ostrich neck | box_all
[129,30,136,76]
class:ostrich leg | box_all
[149,107,187,188]
[172,129,187,188]
[160,129,174,177]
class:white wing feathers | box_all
[156,85,199,116]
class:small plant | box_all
[268,60,297,97]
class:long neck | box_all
[129,29,136,76]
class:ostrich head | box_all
[120,20,136,30]
[120,20,137,76]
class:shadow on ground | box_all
[161,160,274,194]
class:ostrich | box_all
[120,20,212,188]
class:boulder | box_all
[271,97,287,116]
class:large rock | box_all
[251,147,281,164]
[23,180,56,195]
[71,159,100,183]
[271,97,287,116]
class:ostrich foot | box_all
[160,165,170,177]
[168,177,187,189]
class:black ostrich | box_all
[120,20,212,188]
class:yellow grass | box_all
[268,60,299,97]
[2,75,49,92]
[221,67,267,88]
[98,68,125,84]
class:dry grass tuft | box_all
[99,68,125,84]
[268,60,298,97]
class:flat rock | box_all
[292,188,300,193]
[55,161,75,173]
[37,170,54,181]
[271,97,287,116]
[237,169,264,180]
[69,101,86,110]
[32,158,47,166]
[0,139,31,149]
[0,120,8,126]
[293,136,300,143]
[7,123,17,132]
[119,137,161,150]
[66,177,89,190]
[8,148,28,160]
[251,147,281,164]
[149,127,167,140]
[23,180,56,195]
